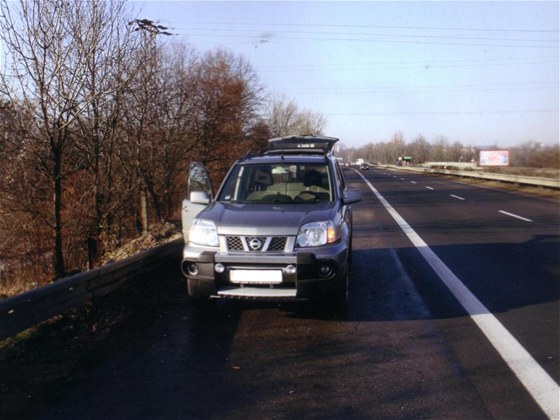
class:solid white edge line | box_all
[355,170,559,419]
[499,210,533,222]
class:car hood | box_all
[198,201,337,236]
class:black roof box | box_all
[267,135,339,154]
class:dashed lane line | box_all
[450,194,466,201]
[499,210,533,222]
[356,170,559,419]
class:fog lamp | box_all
[319,264,332,277]
[186,262,199,276]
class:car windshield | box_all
[218,163,333,204]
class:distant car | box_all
[360,162,369,170]
[181,135,361,308]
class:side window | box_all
[334,161,346,196]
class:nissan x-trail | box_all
[180,135,361,307]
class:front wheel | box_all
[329,267,349,309]
[314,267,348,316]
[187,278,214,306]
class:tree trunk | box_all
[53,149,65,278]
[140,189,149,235]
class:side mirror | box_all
[187,161,213,201]
[189,190,211,205]
[343,189,361,205]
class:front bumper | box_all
[181,241,349,300]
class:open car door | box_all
[181,162,213,243]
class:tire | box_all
[319,266,349,315]
[187,278,198,298]
[187,278,213,306]
[332,267,349,309]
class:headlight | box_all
[296,221,339,248]
[189,219,219,247]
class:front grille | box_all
[227,236,244,251]
[226,236,288,252]
[269,237,287,251]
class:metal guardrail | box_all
[388,165,560,189]
[0,238,183,341]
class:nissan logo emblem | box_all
[249,238,262,251]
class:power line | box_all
[254,57,559,72]
[281,83,559,95]
[186,26,558,44]
[181,31,558,50]
[325,110,559,116]
[171,20,559,34]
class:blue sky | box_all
[134,1,559,149]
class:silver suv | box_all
[181,135,361,307]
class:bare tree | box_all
[266,94,326,137]
[151,44,201,220]
[0,0,136,277]
[406,135,431,164]
[430,136,450,161]
[122,39,201,231]
[189,49,265,184]
[67,1,142,267]
[266,95,300,136]
[297,109,327,137]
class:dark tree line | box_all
[0,0,322,295]
[341,132,559,169]
[0,0,274,292]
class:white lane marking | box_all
[356,171,559,419]
[426,186,434,190]
[499,210,533,222]
[450,194,466,201]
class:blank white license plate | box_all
[229,269,282,284]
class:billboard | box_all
[479,150,509,166]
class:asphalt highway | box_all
[37,167,559,419]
